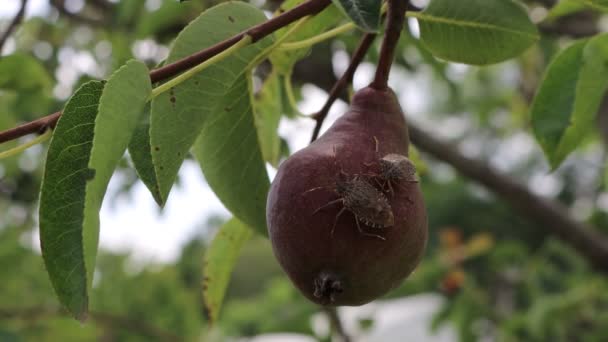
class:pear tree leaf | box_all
[202,218,252,323]
[128,108,163,205]
[150,2,272,204]
[193,75,269,235]
[269,0,342,74]
[331,0,382,32]
[253,71,283,166]
[531,34,608,168]
[39,60,151,320]
[408,0,539,65]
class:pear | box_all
[266,86,428,306]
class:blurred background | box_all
[1,0,608,341]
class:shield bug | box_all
[303,148,394,240]
[367,137,418,196]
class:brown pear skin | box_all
[266,86,428,306]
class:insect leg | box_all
[354,216,386,241]
[387,180,394,197]
[313,198,343,215]
[330,207,346,237]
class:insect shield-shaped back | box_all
[377,153,418,195]
[305,163,394,240]
[381,154,417,181]
[338,176,394,229]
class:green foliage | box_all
[193,76,269,234]
[575,0,608,11]
[409,0,539,65]
[531,34,608,168]
[0,54,53,117]
[39,81,104,320]
[270,0,342,74]
[545,0,587,20]
[39,61,151,320]
[2,0,608,338]
[331,0,382,32]
[253,71,283,166]
[128,109,164,205]
[150,2,272,205]
[203,218,252,323]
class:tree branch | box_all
[310,33,376,142]
[371,0,407,90]
[0,0,332,144]
[0,0,28,52]
[324,307,351,342]
[407,123,608,271]
[149,0,331,83]
[0,306,180,341]
[0,111,60,144]
[50,0,107,26]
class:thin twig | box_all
[50,0,107,26]
[0,0,28,52]
[0,0,332,144]
[0,111,60,144]
[325,307,351,342]
[310,33,376,142]
[0,306,181,341]
[370,0,408,90]
[407,122,608,272]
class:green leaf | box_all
[39,61,151,320]
[531,35,608,168]
[39,81,103,321]
[253,71,283,166]
[269,0,342,74]
[409,0,539,65]
[546,0,587,20]
[331,0,381,32]
[0,53,53,116]
[150,2,272,204]
[575,0,608,11]
[128,108,163,205]
[203,218,252,324]
[193,76,269,235]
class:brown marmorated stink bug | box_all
[303,147,395,240]
[367,137,418,196]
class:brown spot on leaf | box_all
[154,146,160,151]
[170,96,176,103]
[228,16,234,23]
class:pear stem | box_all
[370,0,408,90]
[310,33,377,142]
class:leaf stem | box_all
[284,72,304,116]
[150,35,253,100]
[371,0,408,90]
[278,22,357,51]
[149,0,331,83]
[278,3,388,52]
[0,129,52,160]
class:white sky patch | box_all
[100,161,230,263]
